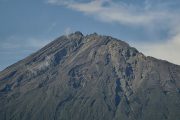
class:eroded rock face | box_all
[0,32,180,120]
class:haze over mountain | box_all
[0,32,180,120]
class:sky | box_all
[0,0,180,71]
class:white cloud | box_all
[132,32,180,65]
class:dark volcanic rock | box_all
[0,32,180,120]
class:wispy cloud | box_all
[0,36,51,51]
[47,0,178,26]
[64,27,72,37]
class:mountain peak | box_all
[68,31,84,38]
[74,31,84,36]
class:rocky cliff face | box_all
[0,32,180,120]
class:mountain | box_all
[0,32,180,120]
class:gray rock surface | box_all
[0,32,180,120]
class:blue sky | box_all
[0,0,180,71]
